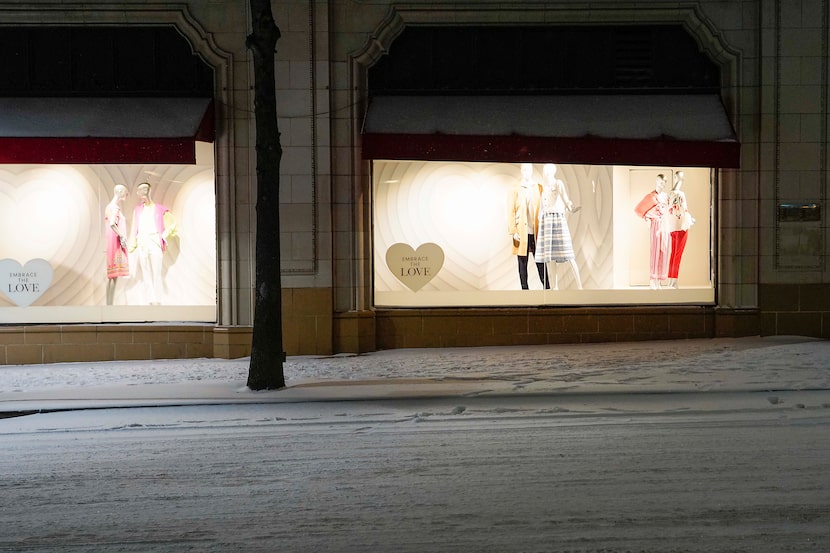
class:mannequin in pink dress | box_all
[104,184,129,305]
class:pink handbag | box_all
[634,192,658,218]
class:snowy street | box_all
[2,393,829,552]
[2,336,830,552]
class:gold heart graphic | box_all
[385,243,444,292]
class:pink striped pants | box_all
[649,218,670,280]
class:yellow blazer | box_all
[507,182,542,256]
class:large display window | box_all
[374,160,713,307]
[0,143,216,323]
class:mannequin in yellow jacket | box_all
[508,163,549,289]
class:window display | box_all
[0,147,216,323]
[373,160,713,307]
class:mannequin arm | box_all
[558,179,575,211]
[162,211,178,240]
[111,223,127,247]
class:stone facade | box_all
[0,1,828,364]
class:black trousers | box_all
[517,234,550,289]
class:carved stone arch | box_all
[672,6,743,121]
[342,4,742,313]
[0,3,233,78]
[0,3,235,170]
[0,3,239,324]
[351,5,744,168]
[353,4,741,114]
[351,7,407,71]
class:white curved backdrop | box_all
[0,161,216,322]
[373,160,712,307]
[374,161,614,293]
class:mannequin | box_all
[104,184,130,305]
[666,171,694,288]
[130,182,176,305]
[635,174,670,289]
[536,163,582,290]
[508,163,549,289]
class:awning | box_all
[362,95,740,167]
[0,97,214,164]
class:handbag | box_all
[634,192,658,218]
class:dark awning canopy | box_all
[0,97,214,164]
[362,95,740,167]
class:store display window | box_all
[0,143,216,323]
[373,160,713,307]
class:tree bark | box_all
[246,0,285,390]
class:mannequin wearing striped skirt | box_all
[536,163,582,290]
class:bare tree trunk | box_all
[246,0,285,390]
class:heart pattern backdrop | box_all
[90,165,217,306]
[164,167,217,305]
[0,163,216,310]
[374,161,519,291]
[0,166,98,307]
[373,160,614,292]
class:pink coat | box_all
[132,203,171,252]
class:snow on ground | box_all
[4,402,829,553]
[0,335,828,401]
[2,337,830,552]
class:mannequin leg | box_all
[648,217,671,287]
[668,230,689,287]
[517,255,529,289]
[658,230,671,283]
[518,234,537,290]
[106,278,117,306]
[148,249,164,304]
[137,247,163,304]
[648,219,660,288]
[137,250,151,304]
[535,262,549,289]
[545,262,558,290]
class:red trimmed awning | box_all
[0,97,214,164]
[362,95,740,168]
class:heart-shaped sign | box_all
[0,258,54,307]
[385,243,444,292]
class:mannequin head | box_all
[543,163,557,183]
[673,171,685,191]
[136,182,152,205]
[113,184,128,201]
[655,174,667,193]
[520,163,533,180]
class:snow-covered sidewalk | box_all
[1,335,829,412]
[3,336,829,553]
